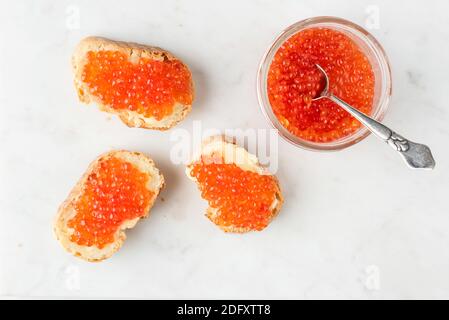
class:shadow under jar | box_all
[257,16,392,151]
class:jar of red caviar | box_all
[257,16,392,151]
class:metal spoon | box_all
[313,64,435,170]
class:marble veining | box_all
[0,0,448,299]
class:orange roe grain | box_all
[268,28,375,142]
[190,161,278,231]
[68,157,152,249]
[82,50,193,120]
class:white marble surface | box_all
[1,0,449,299]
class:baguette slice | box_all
[54,150,164,262]
[186,135,283,233]
[72,36,194,130]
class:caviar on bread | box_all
[186,136,283,233]
[72,36,194,130]
[54,151,164,262]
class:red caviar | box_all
[68,157,152,249]
[268,28,375,142]
[82,50,193,120]
[190,161,278,231]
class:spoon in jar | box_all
[312,64,435,169]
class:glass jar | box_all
[257,16,392,151]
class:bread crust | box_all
[186,135,283,233]
[54,150,165,262]
[72,36,194,130]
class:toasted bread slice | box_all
[186,135,283,233]
[54,150,164,262]
[72,36,194,130]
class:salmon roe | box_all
[268,28,375,142]
[82,50,193,120]
[190,160,278,231]
[68,157,153,249]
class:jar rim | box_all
[256,16,393,151]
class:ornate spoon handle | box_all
[329,95,435,169]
